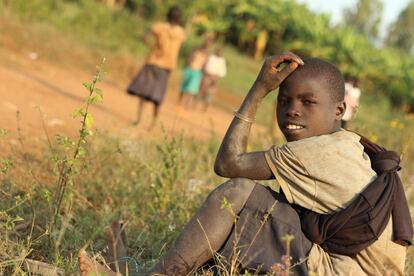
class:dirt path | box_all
[0,47,265,145]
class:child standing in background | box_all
[341,77,361,129]
[127,6,186,128]
[178,38,213,109]
[198,47,227,111]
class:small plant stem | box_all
[49,59,105,259]
[52,78,96,225]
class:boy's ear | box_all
[335,100,346,120]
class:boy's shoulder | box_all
[152,22,185,34]
[278,130,364,161]
[151,21,165,30]
[273,130,374,186]
[286,129,359,148]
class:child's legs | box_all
[188,94,196,109]
[149,178,256,275]
[152,103,160,123]
[178,93,192,108]
[135,97,146,124]
[220,184,312,275]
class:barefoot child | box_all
[198,47,227,111]
[80,53,412,275]
[127,6,186,128]
[178,39,213,109]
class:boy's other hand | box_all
[253,52,303,95]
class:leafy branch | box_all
[50,58,106,236]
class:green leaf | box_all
[78,147,86,157]
[14,215,24,222]
[0,129,8,136]
[89,95,102,104]
[94,88,103,98]
[56,134,72,146]
[82,82,92,91]
[85,113,94,130]
[72,108,85,118]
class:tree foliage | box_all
[343,0,383,42]
[148,0,412,111]
[386,1,414,53]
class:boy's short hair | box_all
[282,58,345,102]
[167,6,182,24]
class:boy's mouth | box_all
[285,123,305,130]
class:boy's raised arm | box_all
[214,52,303,180]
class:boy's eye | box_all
[278,97,288,104]
[303,99,316,105]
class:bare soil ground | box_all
[0,11,273,156]
[0,46,267,147]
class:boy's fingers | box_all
[277,52,304,65]
[281,52,304,65]
[277,62,299,81]
[268,53,303,70]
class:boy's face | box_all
[277,72,345,142]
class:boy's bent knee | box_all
[208,178,256,210]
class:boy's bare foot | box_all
[78,250,120,276]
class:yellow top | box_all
[146,22,186,70]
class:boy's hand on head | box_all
[253,52,303,95]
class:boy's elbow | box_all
[214,160,238,178]
[214,161,225,177]
[214,160,230,177]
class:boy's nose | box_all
[286,104,301,117]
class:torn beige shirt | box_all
[265,130,407,276]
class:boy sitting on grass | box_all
[79,52,412,275]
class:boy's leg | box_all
[149,178,256,275]
[150,103,160,129]
[178,92,184,105]
[219,184,312,275]
[188,95,195,109]
[183,94,191,109]
[177,93,189,110]
[134,98,146,125]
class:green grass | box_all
[0,128,224,274]
[1,102,412,275]
[2,0,149,55]
[220,46,262,97]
